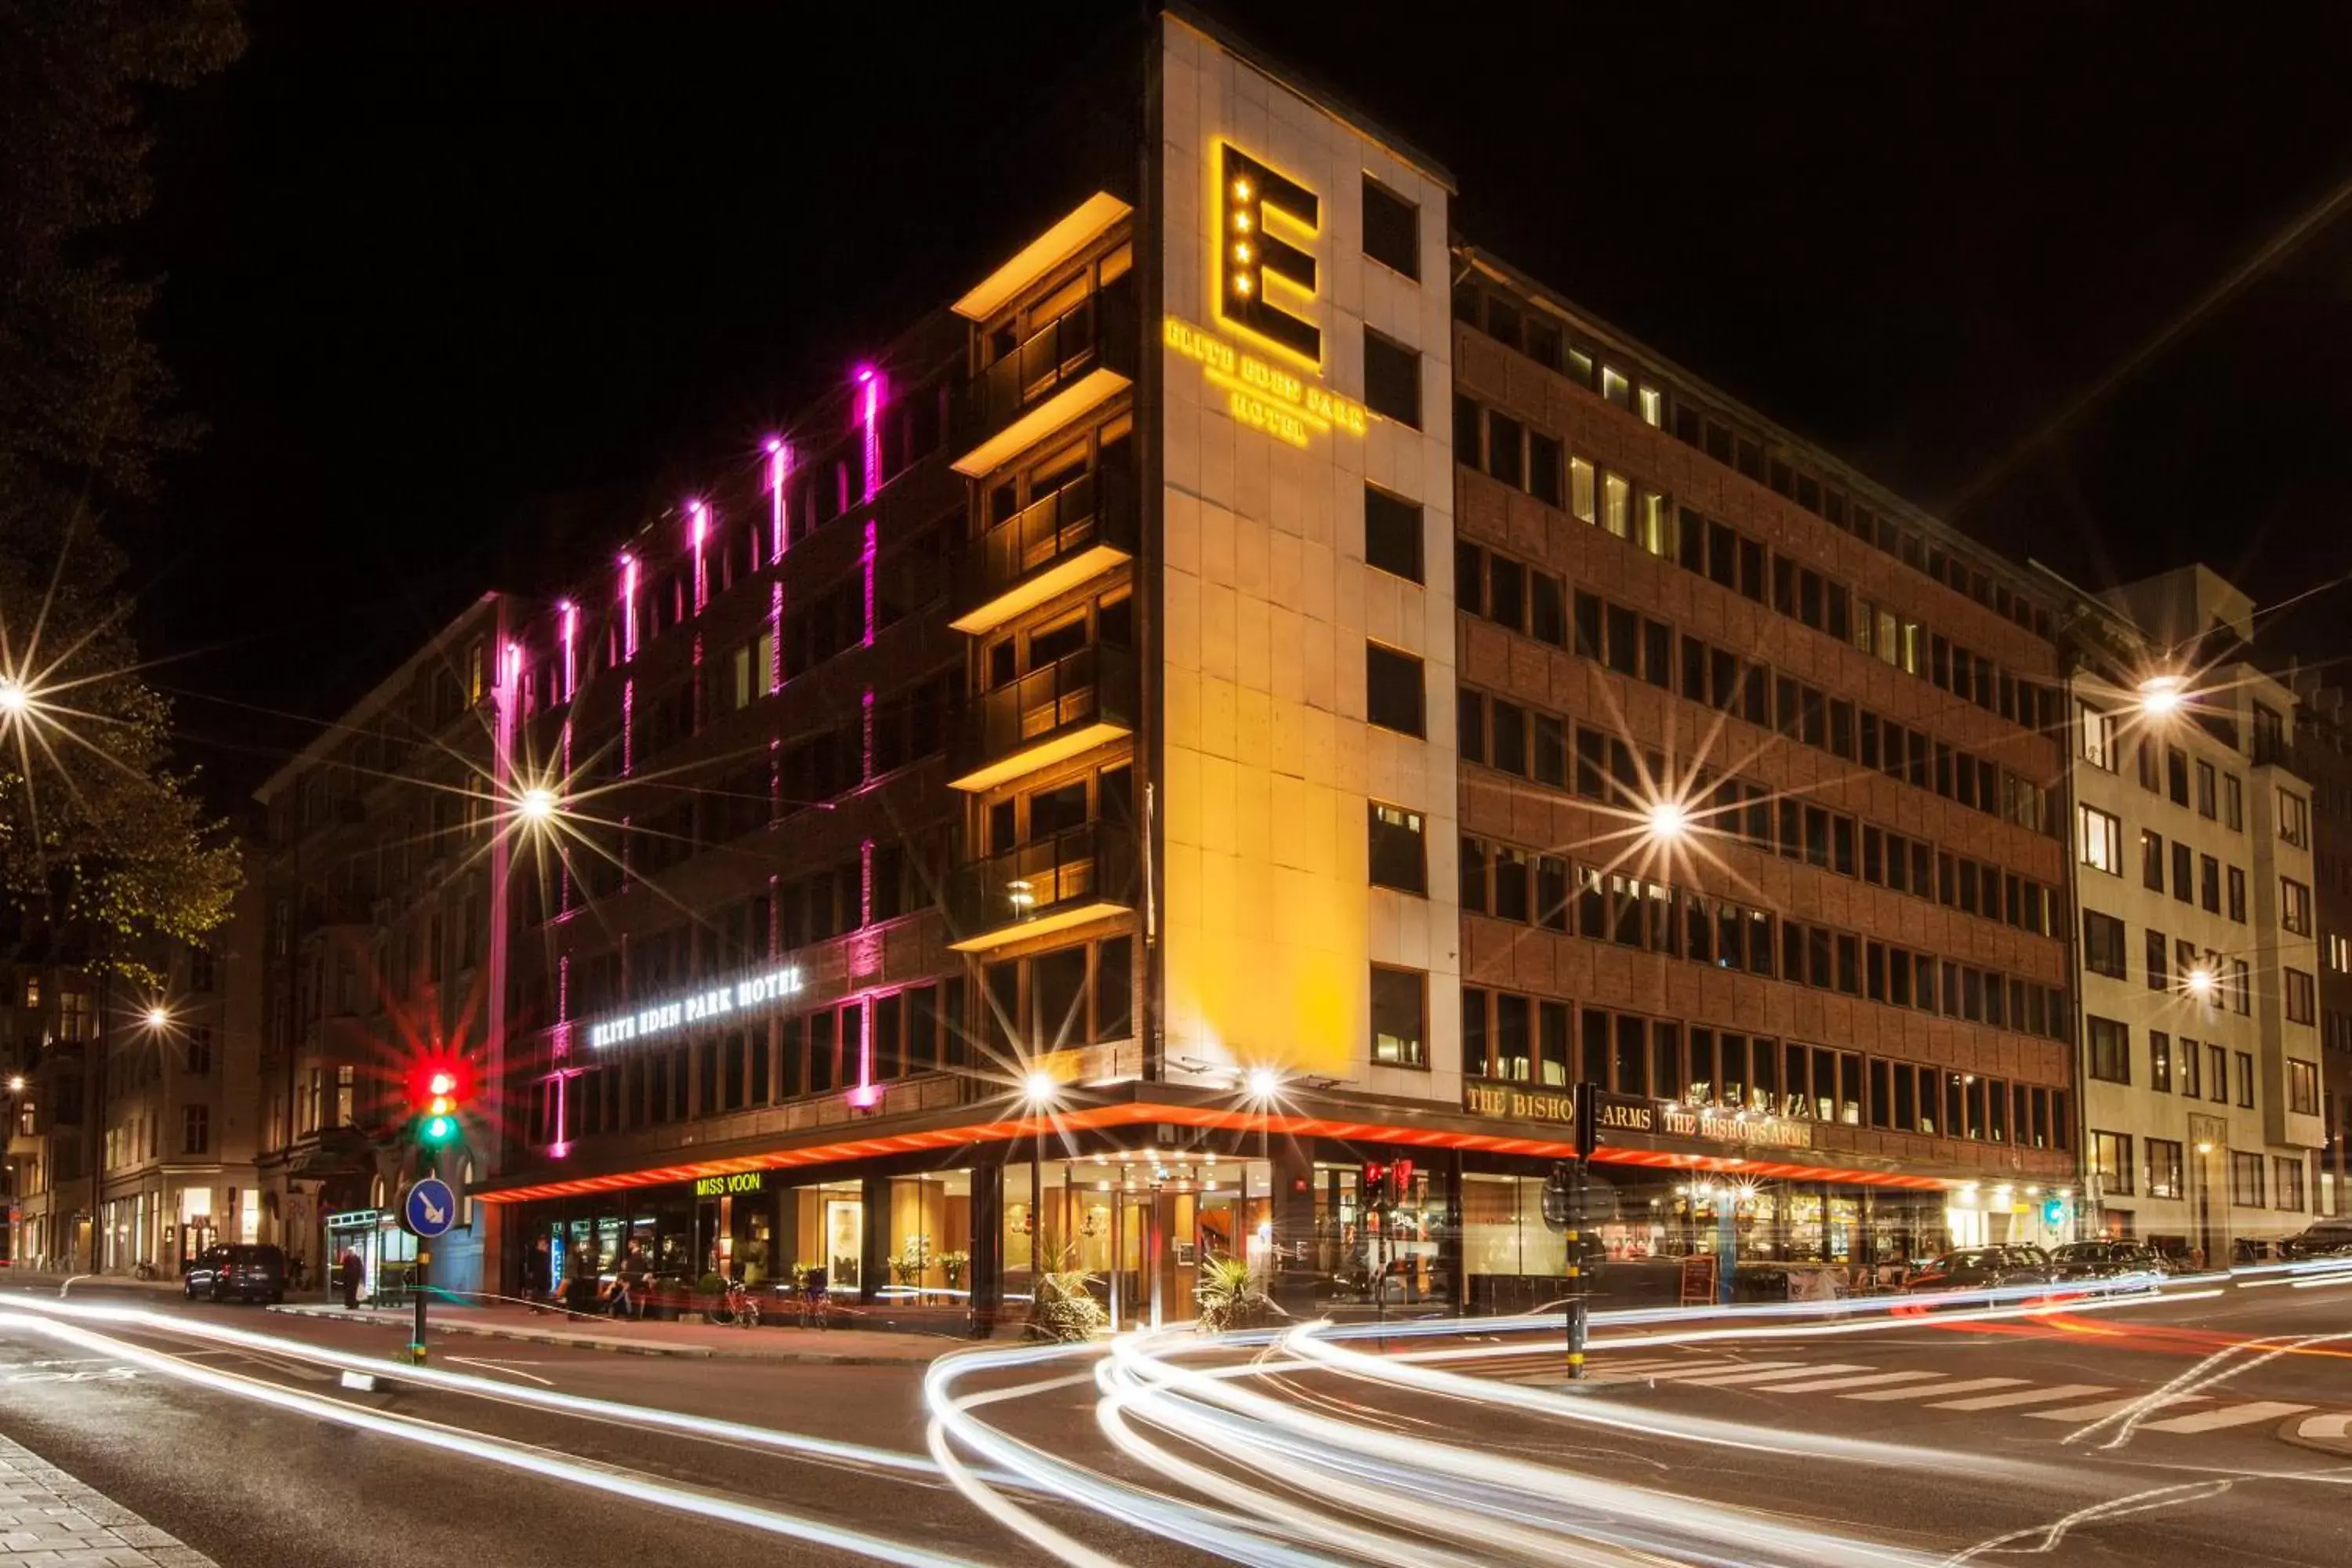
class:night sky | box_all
[117,2,2352,809]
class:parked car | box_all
[183,1243,288,1305]
[2047,1240,2165,1283]
[1904,1247,2051,1293]
[2280,1218,2352,1260]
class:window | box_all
[1363,329,1420,428]
[2288,967,2316,1025]
[2077,700,2115,769]
[1365,643,1425,735]
[1370,967,1426,1068]
[2167,746,2190,806]
[2332,934,2351,974]
[2147,1138,2184,1200]
[2141,830,2164,891]
[2224,774,2244,830]
[2144,927,2169,991]
[2277,1156,2306,1212]
[2150,1029,2172,1091]
[2082,911,2127,978]
[2088,1016,2130,1083]
[1360,176,1419,278]
[2091,1130,2132,1196]
[2289,1058,2320,1116]
[2283,877,2313,935]
[2281,789,2310,848]
[2078,804,2122,875]
[2228,866,2246,924]
[2196,759,2217,818]
[1368,803,1427,895]
[2209,1043,2227,1102]
[2236,1051,2256,1109]
[2200,854,2220,913]
[183,1105,209,1156]
[2230,1150,2265,1207]
[1363,485,1422,582]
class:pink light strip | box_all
[858,373,884,648]
[767,440,789,562]
[619,553,639,661]
[689,502,709,613]
[559,601,578,702]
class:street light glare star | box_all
[2139,675,2186,717]
[144,1006,169,1029]
[1244,1066,1283,1099]
[2186,966,2216,1000]
[0,678,26,714]
[1646,800,1690,841]
[517,786,558,822]
[1022,1070,1058,1106]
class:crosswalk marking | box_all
[1748,1370,1948,1394]
[1929,1383,2113,1411]
[1673,1363,1870,1386]
[1646,1361,1809,1383]
[1841,1377,2029,1403]
[2027,1395,2205,1422]
[2136,1400,2312,1433]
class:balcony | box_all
[951,274,1136,477]
[947,821,1137,953]
[948,643,1136,793]
[950,469,1138,636]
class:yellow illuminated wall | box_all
[1156,17,1461,1096]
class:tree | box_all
[0,0,245,978]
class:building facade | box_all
[2058,566,2327,1258]
[2,910,101,1270]
[459,10,2092,1325]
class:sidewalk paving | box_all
[266,1300,967,1364]
[0,1271,186,1298]
[0,1431,216,1566]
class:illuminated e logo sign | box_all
[1217,143,1320,365]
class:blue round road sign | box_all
[404,1177,456,1238]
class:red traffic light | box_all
[404,1054,477,1113]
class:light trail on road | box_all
[0,1307,979,1568]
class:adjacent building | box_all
[2287,667,2352,1219]
[252,593,524,1298]
[2056,566,2327,1257]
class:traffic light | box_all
[406,1053,476,1152]
[1362,1160,1387,1209]
[1390,1158,1415,1206]
[2041,1196,2070,1229]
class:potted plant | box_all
[1025,1238,1106,1342]
[939,1250,971,1293]
[1195,1255,1278,1334]
[891,1233,935,1291]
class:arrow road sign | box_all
[404,1177,456,1238]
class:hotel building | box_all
[336,8,2101,1320]
[2286,668,2351,1219]
[2056,567,2327,1256]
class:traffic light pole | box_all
[409,1152,432,1364]
[1564,1156,1588,1381]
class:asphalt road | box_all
[1,1275,2346,1566]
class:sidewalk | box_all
[0,1431,216,1566]
[2282,1412,2352,1457]
[267,1299,965,1364]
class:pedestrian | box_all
[523,1236,552,1314]
[339,1245,365,1311]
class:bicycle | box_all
[799,1269,829,1332]
[708,1278,760,1329]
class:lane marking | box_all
[2296,1413,2351,1439]
[1746,1370,1947,1393]
[2136,1400,2313,1433]
[1841,1377,2027,1403]
[1642,1360,1808,1382]
[1671,1363,1871,1387]
[1930,1383,2113,1411]
[448,1356,557,1387]
[2028,1395,2205,1422]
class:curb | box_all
[263,1305,943,1367]
[2278,1412,2352,1458]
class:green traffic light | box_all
[420,1113,458,1146]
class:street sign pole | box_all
[400,1167,457,1366]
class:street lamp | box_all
[1645,799,1690,842]
[2185,966,2217,1003]
[0,678,27,716]
[1243,1065,1283,1101]
[143,1005,170,1030]
[516,786,558,823]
